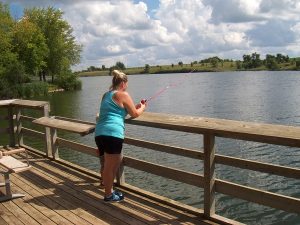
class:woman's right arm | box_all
[121,92,146,118]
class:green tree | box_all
[12,17,48,79]
[243,52,262,69]
[102,65,106,70]
[296,60,300,70]
[276,53,289,63]
[0,3,16,74]
[144,64,150,73]
[211,58,218,68]
[265,54,279,70]
[25,7,82,82]
[0,3,24,98]
[251,52,262,68]
[178,61,183,67]
[88,66,96,72]
[115,61,125,70]
[236,60,242,69]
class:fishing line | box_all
[141,69,196,104]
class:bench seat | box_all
[33,117,95,135]
[0,147,31,202]
[0,156,31,173]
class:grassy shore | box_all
[78,61,299,77]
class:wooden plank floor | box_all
[0,152,217,225]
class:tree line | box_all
[81,53,300,75]
[0,3,82,99]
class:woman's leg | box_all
[103,153,122,197]
[99,155,105,186]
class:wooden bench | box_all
[0,147,31,202]
[32,117,95,136]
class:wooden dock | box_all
[0,151,212,225]
[1,99,300,224]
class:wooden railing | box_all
[1,99,300,224]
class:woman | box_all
[95,70,146,202]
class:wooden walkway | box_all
[0,152,215,225]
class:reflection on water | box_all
[2,71,300,224]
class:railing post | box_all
[203,134,216,218]
[7,105,15,147]
[16,107,23,146]
[116,156,125,186]
[50,128,59,159]
[43,104,52,157]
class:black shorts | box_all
[95,135,124,155]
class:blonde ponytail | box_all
[110,70,128,90]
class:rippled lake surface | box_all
[2,71,300,224]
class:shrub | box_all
[296,60,300,70]
[54,71,82,91]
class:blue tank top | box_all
[95,91,127,139]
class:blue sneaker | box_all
[104,192,124,203]
[113,190,124,198]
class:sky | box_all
[4,0,300,71]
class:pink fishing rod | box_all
[141,69,196,104]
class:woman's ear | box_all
[121,81,127,90]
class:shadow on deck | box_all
[0,152,214,225]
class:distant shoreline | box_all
[78,67,300,77]
[78,59,300,77]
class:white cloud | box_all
[4,0,300,70]
[247,20,297,47]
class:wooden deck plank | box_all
[5,180,62,225]
[11,173,100,225]
[14,161,131,225]
[14,174,118,225]
[2,152,222,225]
[23,147,204,224]
[9,182,70,225]
[0,215,8,225]
[1,201,40,225]
[48,160,212,225]
[26,161,164,225]
[0,203,25,225]
[30,155,213,225]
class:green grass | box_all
[78,61,299,77]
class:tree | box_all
[296,60,300,70]
[12,17,48,80]
[0,3,16,74]
[25,7,82,82]
[242,52,262,69]
[251,52,262,68]
[0,3,24,98]
[178,61,183,67]
[211,58,218,68]
[265,54,279,70]
[87,66,96,72]
[115,61,125,70]
[144,64,150,73]
[236,60,242,69]
[102,65,106,70]
[200,56,222,64]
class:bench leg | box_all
[0,173,25,202]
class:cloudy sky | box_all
[5,0,300,70]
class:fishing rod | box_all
[141,69,196,104]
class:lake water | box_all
[2,71,300,224]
